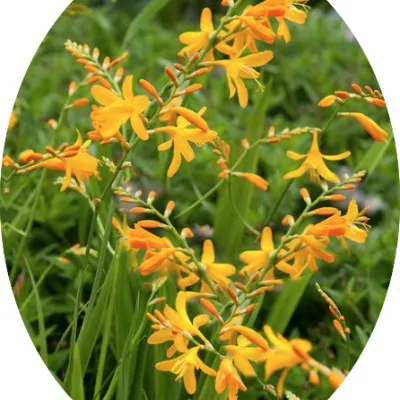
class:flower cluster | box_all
[2,1,390,399]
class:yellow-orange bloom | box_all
[264,325,312,398]
[20,132,99,191]
[179,8,215,62]
[240,227,275,277]
[201,239,236,287]
[224,336,268,377]
[2,156,16,167]
[156,347,216,395]
[148,291,210,345]
[155,108,217,177]
[205,51,274,108]
[215,357,247,400]
[91,75,149,140]
[338,112,388,142]
[284,130,350,183]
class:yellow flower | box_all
[205,50,274,108]
[2,155,16,167]
[21,131,99,191]
[306,200,368,245]
[148,291,210,344]
[8,109,17,129]
[90,75,150,140]
[156,347,216,395]
[155,108,217,177]
[215,357,247,400]
[276,0,309,43]
[224,335,268,377]
[240,227,274,277]
[179,8,215,62]
[263,325,312,398]
[201,239,236,287]
[284,130,350,183]
[278,234,335,276]
[338,112,389,142]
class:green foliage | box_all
[1,1,398,400]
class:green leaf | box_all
[214,80,272,258]
[71,347,85,400]
[267,274,312,333]
[121,0,172,51]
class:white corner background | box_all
[0,1,399,399]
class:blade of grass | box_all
[71,347,85,400]
[24,258,48,364]
[121,0,172,51]
[214,80,272,257]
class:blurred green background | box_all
[1,0,398,399]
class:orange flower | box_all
[156,347,216,395]
[205,50,274,108]
[224,336,268,377]
[179,8,215,62]
[201,239,236,287]
[155,108,217,177]
[263,325,312,398]
[2,156,16,167]
[284,130,350,183]
[338,112,389,142]
[215,357,247,400]
[240,227,275,276]
[20,131,99,191]
[91,75,150,140]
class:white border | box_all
[0,1,399,399]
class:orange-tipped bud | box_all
[45,146,57,156]
[236,304,257,315]
[236,172,268,191]
[165,66,178,86]
[92,47,100,60]
[282,214,295,226]
[334,91,350,99]
[102,56,111,70]
[309,370,320,385]
[187,67,212,79]
[164,200,176,217]
[172,107,208,131]
[115,67,124,82]
[173,63,185,72]
[48,119,58,129]
[310,207,339,216]
[340,184,356,191]
[69,81,77,95]
[179,83,203,95]
[364,85,374,95]
[247,286,273,298]
[140,79,162,103]
[241,139,250,149]
[351,83,363,95]
[181,227,194,239]
[338,112,388,142]
[85,65,99,73]
[324,194,347,201]
[119,196,135,203]
[366,97,386,108]
[328,369,345,389]
[300,187,311,204]
[200,298,223,322]
[226,286,239,305]
[265,137,281,143]
[76,58,90,65]
[70,98,89,108]
[2,156,16,167]
[129,207,149,214]
[149,296,166,306]
[97,76,112,89]
[234,282,245,291]
[109,51,129,69]
[136,220,165,229]
[333,319,346,341]
[318,95,338,108]
[19,150,43,163]
[147,191,156,204]
[57,257,70,265]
